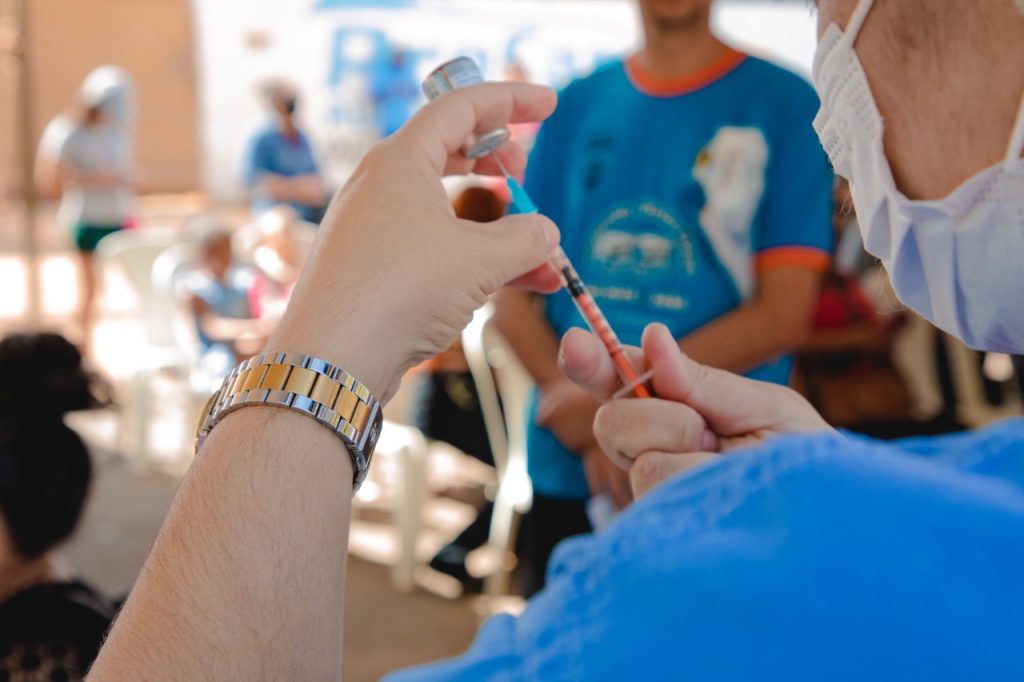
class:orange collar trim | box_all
[625,48,747,98]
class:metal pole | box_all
[13,0,41,327]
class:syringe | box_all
[498,158,651,399]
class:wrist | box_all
[267,307,399,401]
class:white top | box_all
[38,116,134,227]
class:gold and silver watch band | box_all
[195,352,383,491]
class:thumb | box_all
[559,327,645,400]
[640,323,826,436]
[478,213,561,293]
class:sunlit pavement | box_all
[1,199,489,679]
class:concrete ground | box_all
[2,198,483,681]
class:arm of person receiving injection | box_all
[675,267,822,373]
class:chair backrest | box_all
[151,243,202,358]
[94,228,180,347]
[462,302,534,508]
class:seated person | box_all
[0,333,115,681]
[246,206,311,324]
[182,220,267,383]
[241,81,327,223]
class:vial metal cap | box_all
[422,57,510,159]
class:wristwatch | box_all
[194,352,384,491]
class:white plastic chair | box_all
[151,243,203,372]
[95,229,188,468]
[369,420,430,592]
[151,243,224,458]
[460,302,535,597]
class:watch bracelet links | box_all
[196,351,383,490]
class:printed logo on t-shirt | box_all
[584,199,697,315]
[693,126,769,299]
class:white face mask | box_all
[812,0,1024,353]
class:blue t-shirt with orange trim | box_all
[526,51,833,501]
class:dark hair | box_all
[0,333,106,558]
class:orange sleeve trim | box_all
[755,247,831,272]
[625,49,747,98]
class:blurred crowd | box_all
[1,1,1022,677]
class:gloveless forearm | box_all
[678,302,806,374]
[679,267,821,373]
[89,407,354,680]
[87,80,562,680]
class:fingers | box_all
[593,398,714,467]
[559,327,645,400]
[472,213,560,294]
[630,450,718,498]
[640,323,830,436]
[399,83,557,175]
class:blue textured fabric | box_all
[386,419,1024,680]
[241,123,321,221]
[524,56,833,500]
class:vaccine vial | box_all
[422,57,511,159]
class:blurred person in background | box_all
[0,333,114,681]
[35,66,136,352]
[413,186,504,593]
[793,177,915,435]
[246,206,312,324]
[242,81,327,223]
[181,219,266,384]
[496,0,833,594]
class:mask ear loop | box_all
[845,0,876,41]
[1006,92,1024,163]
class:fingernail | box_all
[701,428,718,452]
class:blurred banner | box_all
[191,0,815,202]
[192,0,638,201]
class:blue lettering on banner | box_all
[316,0,416,8]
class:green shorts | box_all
[73,224,123,253]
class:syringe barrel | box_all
[551,247,649,395]
[422,57,510,159]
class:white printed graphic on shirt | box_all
[693,126,769,300]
